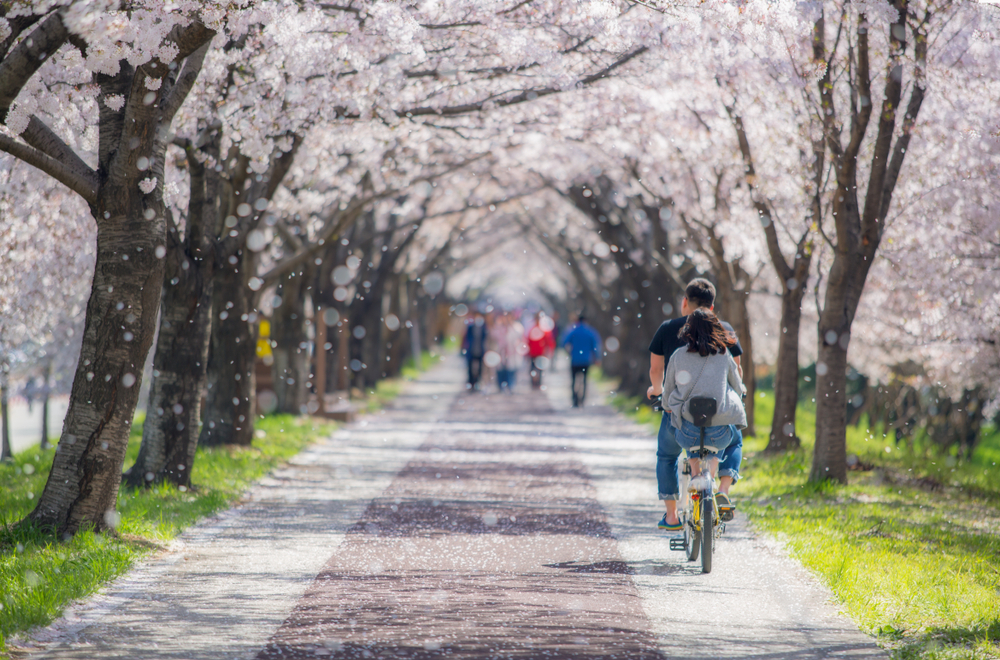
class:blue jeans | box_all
[656,414,742,501]
[497,368,515,390]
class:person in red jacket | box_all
[526,311,556,389]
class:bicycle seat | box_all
[688,397,717,427]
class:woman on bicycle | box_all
[660,309,746,529]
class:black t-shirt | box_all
[648,316,743,359]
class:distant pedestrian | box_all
[526,311,556,389]
[462,312,489,391]
[491,313,523,393]
[562,314,602,407]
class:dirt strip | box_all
[257,392,666,660]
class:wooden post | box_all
[314,309,327,412]
[337,319,350,392]
[40,359,52,450]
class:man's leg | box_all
[718,426,743,495]
[571,366,584,406]
[472,357,483,387]
[579,365,588,404]
[656,414,683,525]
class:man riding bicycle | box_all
[647,279,744,532]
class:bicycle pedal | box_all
[669,537,686,551]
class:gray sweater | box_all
[663,348,747,430]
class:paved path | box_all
[10,357,884,659]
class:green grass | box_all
[0,414,335,655]
[614,389,1000,659]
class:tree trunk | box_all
[386,277,407,375]
[734,296,756,437]
[128,128,220,487]
[199,256,257,447]
[349,296,380,390]
[6,19,214,536]
[809,225,863,485]
[1,375,10,462]
[40,359,51,450]
[810,334,849,483]
[125,241,213,488]
[715,281,755,437]
[271,268,311,414]
[809,234,864,485]
[767,289,806,452]
[809,1,925,482]
[29,205,166,535]
[407,280,423,368]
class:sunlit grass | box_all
[613,389,1000,659]
[0,414,335,654]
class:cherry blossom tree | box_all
[0,2,230,534]
[799,0,989,482]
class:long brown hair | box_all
[679,309,736,357]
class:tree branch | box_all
[356,45,648,119]
[0,133,98,203]
[725,106,792,281]
[161,41,212,126]
[877,9,929,226]
[860,0,908,241]
[0,12,68,123]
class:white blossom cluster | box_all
[0,0,998,408]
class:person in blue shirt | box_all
[562,314,602,407]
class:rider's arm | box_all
[733,355,743,380]
[647,353,665,399]
[728,355,747,396]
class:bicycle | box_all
[652,395,731,574]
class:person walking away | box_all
[657,309,746,530]
[492,314,521,392]
[562,314,602,407]
[526,311,556,390]
[462,312,488,391]
[647,278,744,531]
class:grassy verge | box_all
[0,414,336,656]
[612,389,1000,659]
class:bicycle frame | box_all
[657,395,722,573]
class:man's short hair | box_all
[685,278,716,309]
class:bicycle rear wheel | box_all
[684,505,699,562]
[700,495,713,574]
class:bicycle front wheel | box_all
[700,495,713,574]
